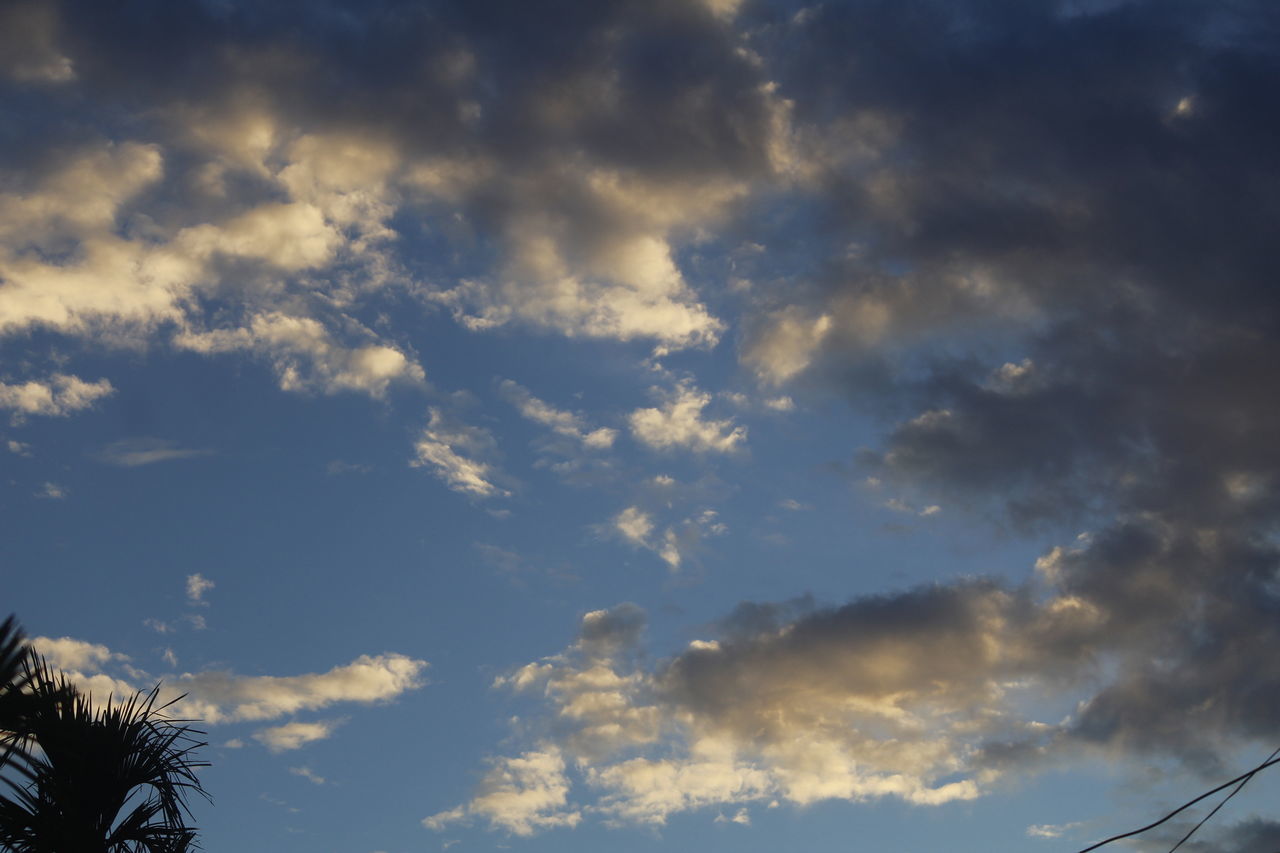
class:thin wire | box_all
[1074,751,1280,853]
[1166,746,1280,853]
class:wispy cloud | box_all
[98,438,212,467]
[498,379,616,450]
[412,408,509,498]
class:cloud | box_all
[610,506,726,570]
[38,638,429,730]
[98,438,211,467]
[412,408,509,498]
[0,1,75,83]
[0,374,113,420]
[177,653,428,724]
[32,636,125,671]
[0,0,785,388]
[255,720,343,753]
[498,380,616,449]
[447,537,1280,835]
[612,507,654,547]
[629,383,746,453]
[174,313,424,398]
[423,748,582,837]
[34,482,66,500]
[186,573,214,604]
[1026,821,1082,839]
[289,765,327,785]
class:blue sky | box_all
[4,0,1280,850]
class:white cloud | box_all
[177,653,428,724]
[742,308,832,385]
[6,439,30,455]
[613,507,654,546]
[186,573,215,604]
[174,313,424,398]
[255,720,343,752]
[412,408,509,498]
[425,748,582,837]
[610,506,726,571]
[498,380,616,449]
[629,383,746,453]
[428,170,733,353]
[0,374,113,419]
[32,636,125,671]
[176,202,341,271]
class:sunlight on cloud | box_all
[412,408,510,498]
[498,379,617,449]
[0,374,113,420]
[255,720,344,753]
[424,748,582,836]
[174,313,424,398]
[429,583,1117,832]
[629,383,746,453]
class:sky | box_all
[2,0,1280,850]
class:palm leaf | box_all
[0,643,211,852]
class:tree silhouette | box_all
[0,620,210,853]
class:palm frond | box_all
[0,643,211,852]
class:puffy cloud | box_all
[439,594,1034,831]
[255,720,343,753]
[0,374,113,419]
[412,408,509,498]
[424,749,582,836]
[174,313,424,398]
[629,383,746,453]
[32,636,124,671]
[0,0,785,381]
[612,507,653,547]
[444,525,1280,836]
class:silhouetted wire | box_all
[1073,751,1280,853]
[1165,746,1280,853]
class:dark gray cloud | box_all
[724,0,1280,773]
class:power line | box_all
[1074,749,1280,853]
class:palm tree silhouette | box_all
[0,617,210,852]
